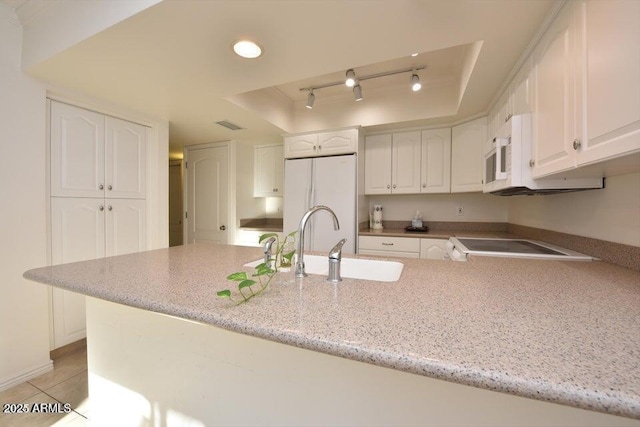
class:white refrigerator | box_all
[283,155,357,254]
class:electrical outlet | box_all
[457,206,464,216]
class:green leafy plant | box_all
[217,231,297,305]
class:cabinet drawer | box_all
[359,249,420,259]
[359,236,420,252]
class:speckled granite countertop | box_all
[24,243,640,419]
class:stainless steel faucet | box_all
[263,236,276,267]
[295,205,340,278]
[327,238,347,282]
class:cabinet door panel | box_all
[284,134,318,159]
[421,128,451,193]
[317,129,357,156]
[531,2,577,177]
[580,0,640,164]
[451,117,486,193]
[106,199,147,257]
[51,197,106,347]
[392,131,421,194]
[364,134,392,194]
[254,145,283,197]
[51,102,105,198]
[420,238,447,260]
[106,116,146,199]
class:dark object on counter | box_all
[405,226,429,233]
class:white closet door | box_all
[51,197,106,347]
[105,199,147,257]
[50,101,105,198]
[105,116,147,199]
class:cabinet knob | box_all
[392,184,396,189]
[313,146,317,151]
[318,145,322,150]
[529,159,535,167]
[273,188,277,192]
[387,185,390,189]
[99,205,104,211]
[219,225,226,231]
[99,184,104,190]
[108,205,112,211]
[108,185,113,190]
[573,139,581,150]
[422,184,426,188]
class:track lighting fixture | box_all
[345,69,356,87]
[411,73,421,92]
[353,84,363,101]
[305,91,315,109]
[300,65,425,107]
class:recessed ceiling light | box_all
[232,40,262,59]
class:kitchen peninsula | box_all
[25,243,640,426]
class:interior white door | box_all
[105,199,147,256]
[50,101,105,198]
[186,145,229,244]
[105,116,147,199]
[311,156,356,254]
[283,158,312,249]
[50,197,106,347]
[169,161,183,246]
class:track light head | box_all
[345,69,356,88]
[411,74,421,92]
[353,84,363,101]
[305,91,315,109]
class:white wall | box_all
[367,193,509,223]
[0,4,52,390]
[508,172,640,246]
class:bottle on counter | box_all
[411,210,423,228]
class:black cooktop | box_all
[457,238,566,256]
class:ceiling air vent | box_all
[215,120,244,131]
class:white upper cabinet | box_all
[51,101,146,198]
[364,134,393,194]
[317,129,358,156]
[421,128,451,193]
[529,0,639,178]
[451,117,486,193]
[284,128,358,159]
[51,102,105,198]
[531,0,579,178]
[577,0,640,165]
[284,134,318,158]
[392,131,422,194]
[105,117,147,199]
[254,144,284,197]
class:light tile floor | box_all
[0,347,89,427]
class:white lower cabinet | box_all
[359,235,449,260]
[358,236,420,259]
[51,197,146,348]
[420,238,448,260]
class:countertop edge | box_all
[22,259,640,421]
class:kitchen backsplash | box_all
[367,192,508,223]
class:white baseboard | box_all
[0,360,53,393]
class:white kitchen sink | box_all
[243,254,403,282]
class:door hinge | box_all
[185,211,188,219]
[185,161,187,169]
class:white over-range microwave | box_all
[483,114,603,195]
